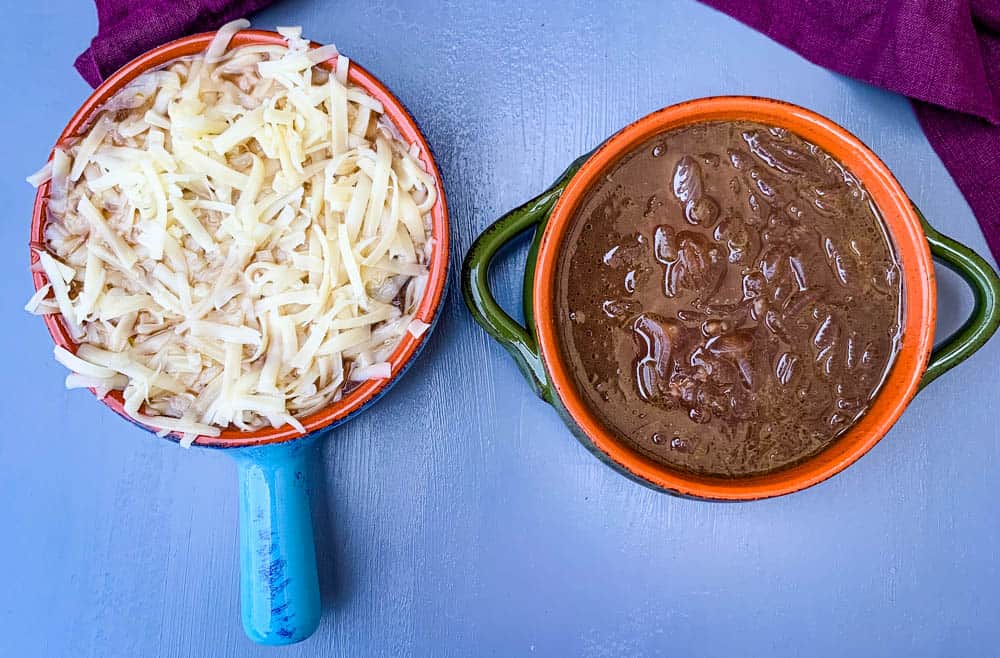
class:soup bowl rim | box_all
[531,95,934,500]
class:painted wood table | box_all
[1,1,997,656]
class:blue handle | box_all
[232,440,322,645]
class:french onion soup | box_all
[555,120,903,477]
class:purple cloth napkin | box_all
[75,0,276,88]
[700,0,1000,263]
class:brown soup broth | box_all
[555,120,903,478]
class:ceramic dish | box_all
[29,30,449,645]
[463,96,999,501]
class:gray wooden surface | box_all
[1,1,997,656]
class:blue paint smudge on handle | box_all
[233,440,321,645]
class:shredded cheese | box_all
[408,318,431,338]
[349,362,391,381]
[24,284,52,313]
[26,160,53,188]
[27,20,435,440]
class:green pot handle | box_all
[915,206,1000,390]
[461,154,590,398]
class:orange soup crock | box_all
[464,96,1000,500]
[538,97,932,500]
[29,31,450,448]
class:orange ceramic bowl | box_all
[464,96,1000,500]
[29,31,450,449]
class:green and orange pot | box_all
[463,96,1000,501]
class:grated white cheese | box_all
[27,20,435,440]
[349,362,391,381]
[24,284,53,313]
[26,160,53,188]
[407,318,431,338]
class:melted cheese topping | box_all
[28,21,436,440]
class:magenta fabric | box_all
[75,0,276,88]
[700,0,1000,263]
